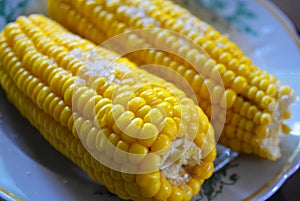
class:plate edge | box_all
[255,0,300,52]
[243,136,300,201]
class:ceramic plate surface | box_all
[0,0,299,201]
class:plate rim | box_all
[256,0,300,52]
[241,1,300,200]
[0,0,300,201]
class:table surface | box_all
[267,1,300,201]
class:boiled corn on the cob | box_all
[0,14,216,201]
[47,0,296,160]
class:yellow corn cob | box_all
[0,15,216,201]
[47,0,296,160]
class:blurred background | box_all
[271,0,300,33]
[267,1,300,200]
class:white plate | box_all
[0,0,300,201]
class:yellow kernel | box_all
[137,123,159,147]
[156,102,173,117]
[255,125,268,138]
[94,98,111,115]
[247,105,258,120]
[255,90,265,104]
[124,182,140,197]
[103,85,115,98]
[155,87,171,100]
[203,59,215,77]
[247,86,258,99]
[113,91,133,106]
[139,153,161,172]
[114,140,129,164]
[228,58,239,71]
[120,131,136,144]
[240,102,250,117]
[154,177,172,200]
[114,181,127,196]
[266,84,277,96]
[242,143,253,154]
[128,142,148,164]
[136,172,160,187]
[237,64,249,77]
[183,69,196,83]
[251,76,261,86]
[251,136,262,147]
[138,123,159,139]
[136,105,151,118]
[280,86,292,95]
[202,146,217,162]
[121,173,135,182]
[151,134,172,155]
[282,123,291,134]
[221,89,236,108]
[282,110,291,119]
[191,74,204,92]
[123,117,143,138]
[211,85,224,105]
[144,108,164,126]
[188,179,202,195]
[202,40,215,53]
[219,52,232,64]
[225,125,236,138]
[182,184,193,201]
[164,96,180,105]
[102,173,114,190]
[168,186,184,201]
[200,79,215,99]
[260,113,271,125]
[140,89,157,104]
[140,181,161,198]
[231,76,247,94]
[159,117,178,139]
[105,133,120,157]
[219,136,229,146]
[258,79,269,90]
[106,104,125,128]
[222,70,235,87]
[261,96,275,110]
[110,169,122,181]
[245,121,254,132]
[238,118,246,129]
[115,111,135,131]
[253,111,262,124]
[95,130,106,153]
[231,113,241,126]
[194,132,206,147]
[236,129,244,140]
[128,96,147,113]
[82,124,96,150]
[229,139,241,152]
[191,162,214,179]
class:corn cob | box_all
[47,0,296,160]
[0,14,217,201]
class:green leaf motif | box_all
[0,0,29,30]
[196,163,240,201]
[194,0,258,35]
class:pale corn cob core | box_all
[47,0,297,160]
[0,15,217,201]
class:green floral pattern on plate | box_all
[196,163,239,201]
[177,0,257,35]
[0,0,29,30]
